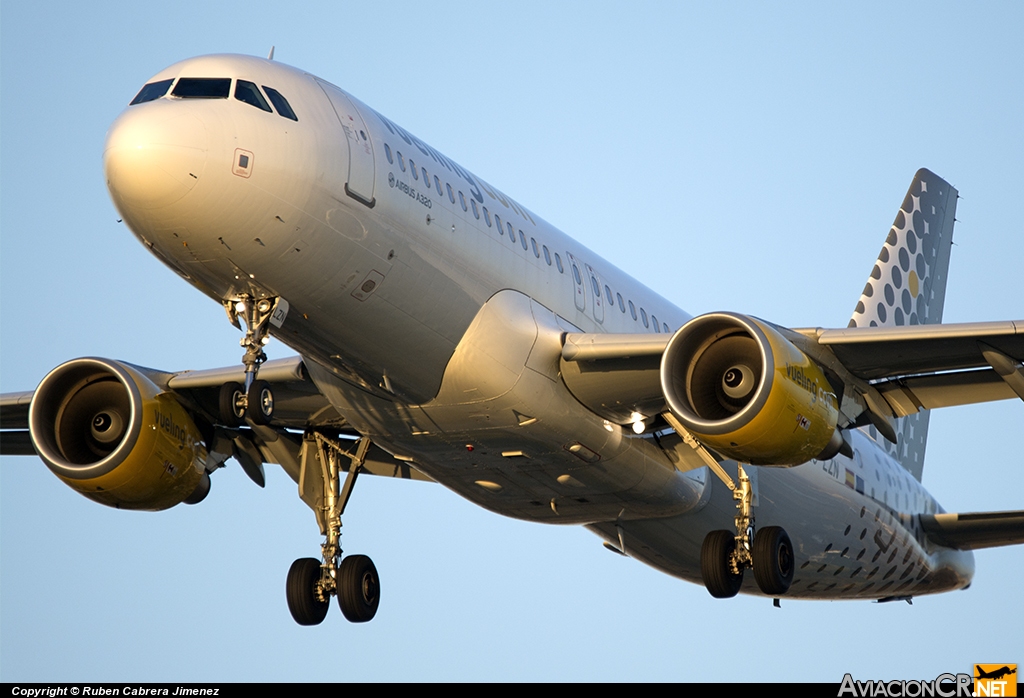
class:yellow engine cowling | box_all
[660,313,840,466]
[29,358,208,510]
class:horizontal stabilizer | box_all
[920,510,1024,550]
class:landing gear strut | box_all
[218,295,281,426]
[663,412,794,598]
[285,433,380,625]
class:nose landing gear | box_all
[285,432,380,625]
[663,412,795,599]
[218,295,283,426]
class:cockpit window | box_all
[263,86,298,121]
[172,78,231,98]
[129,79,173,105]
[234,80,272,112]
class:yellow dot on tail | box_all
[909,270,919,297]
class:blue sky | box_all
[2,1,1022,682]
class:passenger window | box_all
[130,78,173,105]
[173,77,231,98]
[543,245,552,265]
[384,143,394,164]
[628,300,637,320]
[483,207,492,226]
[531,238,540,258]
[519,230,528,251]
[234,80,272,112]
[494,213,502,234]
[434,175,443,195]
[617,293,625,312]
[262,86,298,120]
[604,285,613,305]
[471,199,480,219]
[459,191,468,211]
[663,322,669,333]
[590,276,600,297]
[446,183,455,204]
[573,265,583,285]
[398,151,406,172]
[423,168,430,187]
[555,254,564,273]
[410,161,418,180]
[641,308,649,328]
[652,315,660,332]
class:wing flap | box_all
[0,430,35,456]
[0,391,34,429]
[874,369,1017,416]
[796,320,1024,380]
[920,510,1024,550]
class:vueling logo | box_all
[785,363,836,408]
[154,409,195,450]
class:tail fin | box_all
[849,169,959,480]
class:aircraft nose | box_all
[104,105,208,211]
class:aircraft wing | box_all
[0,356,433,485]
[791,320,1024,413]
[559,319,1024,433]
[920,510,1024,550]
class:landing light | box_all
[630,412,646,434]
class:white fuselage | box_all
[103,54,973,600]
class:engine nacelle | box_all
[29,358,208,510]
[661,313,839,466]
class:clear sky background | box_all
[2,0,1022,683]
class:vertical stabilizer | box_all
[849,169,958,480]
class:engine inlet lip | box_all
[29,358,144,480]
[660,312,774,436]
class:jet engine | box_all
[29,358,208,510]
[661,313,841,466]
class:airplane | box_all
[1,53,1022,626]
[975,666,1016,681]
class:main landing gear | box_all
[218,294,280,427]
[286,433,380,625]
[662,412,795,599]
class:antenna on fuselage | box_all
[267,46,275,60]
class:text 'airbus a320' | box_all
[2,53,1022,625]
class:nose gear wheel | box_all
[217,295,280,426]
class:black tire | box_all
[752,526,795,596]
[700,530,743,598]
[286,558,329,626]
[218,382,246,427]
[337,555,380,623]
[246,379,274,425]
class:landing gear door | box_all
[316,80,376,208]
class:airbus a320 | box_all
[2,54,1022,625]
